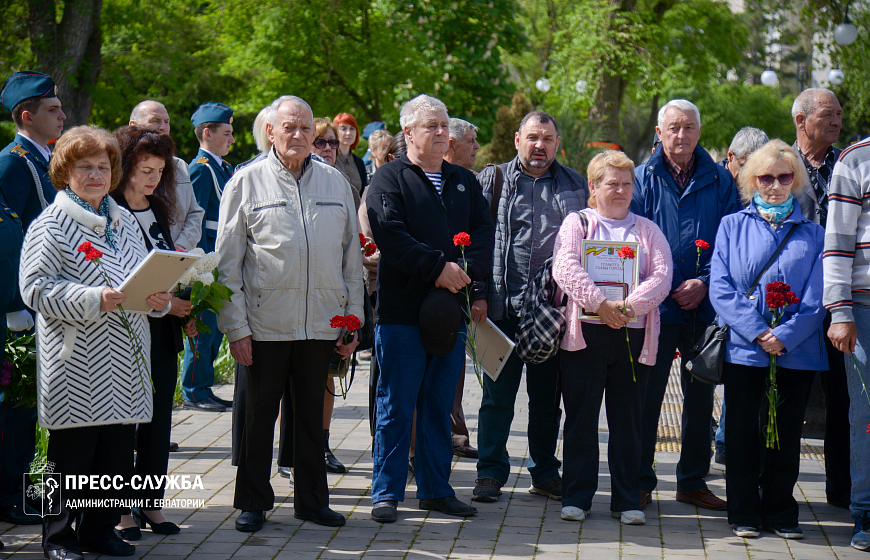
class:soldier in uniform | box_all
[0,70,63,525]
[181,102,235,412]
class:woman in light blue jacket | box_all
[710,139,826,541]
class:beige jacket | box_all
[216,150,365,343]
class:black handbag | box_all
[685,224,796,384]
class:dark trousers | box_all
[561,324,649,512]
[640,323,715,493]
[476,316,562,486]
[233,339,333,513]
[133,318,177,508]
[231,363,294,468]
[451,365,470,448]
[723,362,814,527]
[822,313,851,504]
[43,423,135,552]
[0,399,37,508]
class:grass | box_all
[173,337,235,407]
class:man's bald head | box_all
[130,100,171,135]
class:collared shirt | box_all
[663,153,696,192]
[506,167,557,314]
[335,150,363,195]
[17,133,51,162]
[793,141,839,227]
[202,148,222,166]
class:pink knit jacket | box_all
[552,211,673,365]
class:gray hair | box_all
[518,110,560,135]
[657,99,701,128]
[129,100,165,122]
[253,106,271,153]
[449,118,479,141]
[399,94,448,129]
[268,95,313,125]
[791,88,838,119]
[729,127,769,159]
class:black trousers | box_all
[822,313,851,504]
[561,324,649,512]
[232,363,294,468]
[233,339,333,513]
[724,361,814,527]
[0,399,37,508]
[43,423,135,552]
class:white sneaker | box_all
[561,506,587,521]
[613,510,646,524]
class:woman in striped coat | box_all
[19,126,172,560]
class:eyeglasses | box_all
[757,173,794,187]
[313,138,340,149]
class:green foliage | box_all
[189,272,234,336]
[2,330,37,409]
[488,92,532,165]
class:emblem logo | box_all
[457,184,466,192]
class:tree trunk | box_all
[27,0,102,127]
[591,71,626,144]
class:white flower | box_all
[196,271,215,286]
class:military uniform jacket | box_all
[0,191,23,318]
[0,133,56,232]
[190,148,232,253]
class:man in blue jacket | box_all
[631,99,740,511]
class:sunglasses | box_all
[757,173,794,187]
[314,138,340,149]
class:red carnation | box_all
[359,233,366,247]
[766,292,787,309]
[77,241,92,254]
[785,291,800,306]
[766,281,791,294]
[453,232,471,247]
[694,239,710,250]
[364,243,377,257]
[330,315,346,329]
[345,315,361,332]
[617,246,635,260]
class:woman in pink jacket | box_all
[553,150,672,525]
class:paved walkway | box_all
[2,356,864,559]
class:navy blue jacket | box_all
[631,144,740,325]
[0,191,24,344]
[190,148,233,253]
[0,133,56,232]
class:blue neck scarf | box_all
[754,192,794,225]
[66,187,117,250]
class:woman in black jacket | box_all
[111,126,197,538]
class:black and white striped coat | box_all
[19,191,165,430]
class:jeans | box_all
[476,316,562,486]
[561,324,649,512]
[848,303,870,519]
[639,323,715,493]
[372,323,465,503]
[181,310,223,403]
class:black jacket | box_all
[367,154,495,325]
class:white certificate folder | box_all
[466,318,516,382]
[118,250,201,312]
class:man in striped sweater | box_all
[823,136,870,552]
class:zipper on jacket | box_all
[296,181,311,339]
[315,201,343,207]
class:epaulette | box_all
[195,156,209,164]
[10,144,29,157]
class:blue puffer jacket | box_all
[631,145,740,325]
[710,201,827,371]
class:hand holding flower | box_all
[100,288,126,312]
[435,262,471,293]
[168,297,193,317]
[183,318,197,337]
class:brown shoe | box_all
[676,489,727,510]
[640,491,652,510]
[454,445,479,459]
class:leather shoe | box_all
[640,491,652,510]
[210,395,233,408]
[235,510,265,532]
[372,501,398,523]
[453,445,478,459]
[114,526,142,541]
[325,450,346,474]
[44,548,84,560]
[80,535,135,556]
[168,441,179,452]
[294,506,346,527]
[0,503,43,525]
[182,397,226,412]
[676,489,727,510]
[419,496,477,517]
[278,466,294,484]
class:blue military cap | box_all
[191,102,234,127]
[1,71,58,113]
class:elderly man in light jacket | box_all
[217,95,364,533]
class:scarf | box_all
[66,187,117,250]
[754,192,794,225]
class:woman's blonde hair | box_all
[314,118,339,140]
[737,139,809,204]
[586,150,635,208]
[50,126,122,192]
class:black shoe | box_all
[235,510,265,532]
[325,450,346,473]
[530,477,562,500]
[113,526,142,541]
[828,496,851,509]
[472,478,502,502]
[44,548,84,560]
[168,441,179,452]
[0,503,43,525]
[182,397,226,412]
[80,535,135,557]
[372,501,398,523]
[419,496,477,517]
[132,507,180,535]
[210,395,233,408]
[294,506,346,527]
[278,466,294,484]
